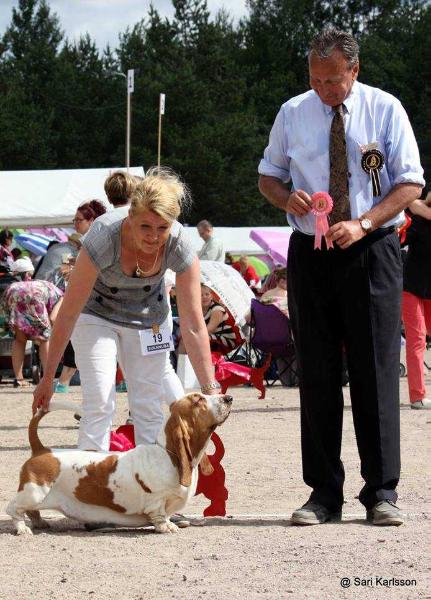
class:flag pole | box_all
[157,93,165,169]
[126,70,135,171]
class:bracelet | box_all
[200,381,221,394]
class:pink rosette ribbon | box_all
[311,191,334,250]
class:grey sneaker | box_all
[411,398,431,409]
[291,501,341,526]
[366,500,404,526]
[170,513,190,528]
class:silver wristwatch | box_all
[359,217,372,233]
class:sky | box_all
[0,0,248,50]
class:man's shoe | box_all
[366,500,404,526]
[411,398,431,409]
[291,502,341,526]
[170,513,190,528]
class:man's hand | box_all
[325,220,366,249]
[286,190,313,216]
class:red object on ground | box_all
[115,365,125,386]
[109,425,228,517]
[212,352,271,400]
[195,432,228,516]
[109,424,135,452]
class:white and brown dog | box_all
[7,392,232,535]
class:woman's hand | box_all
[32,376,54,415]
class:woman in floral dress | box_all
[2,258,63,387]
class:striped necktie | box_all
[328,104,351,225]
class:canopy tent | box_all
[249,229,292,266]
[0,166,145,227]
[184,226,291,257]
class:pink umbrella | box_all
[249,229,291,266]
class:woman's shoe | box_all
[55,383,69,393]
[13,379,32,388]
[116,381,128,393]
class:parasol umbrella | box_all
[199,261,254,334]
[14,232,54,256]
[28,227,70,242]
[249,229,292,266]
[244,255,270,278]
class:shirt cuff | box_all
[258,159,290,183]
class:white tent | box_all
[0,166,291,255]
[0,166,145,227]
[184,225,291,256]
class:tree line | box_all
[0,0,429,225]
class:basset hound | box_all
[7,393,233,535]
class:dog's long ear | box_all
[165,417,193,487]
[199,453,214,476]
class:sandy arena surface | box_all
[0,376,430,600]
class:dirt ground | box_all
[0,375,430,600]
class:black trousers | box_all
[287,229,402,511]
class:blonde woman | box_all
[33,168,219,451]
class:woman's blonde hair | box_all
[129,167,191,222]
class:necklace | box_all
[135,248,159,278]
[130,221,160,278]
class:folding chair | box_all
[247,298,298,387]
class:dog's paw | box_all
[154,520,179,534]
[15,523,33,536]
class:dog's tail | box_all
[29,400,82,456]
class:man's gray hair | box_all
[309,28,359,69]
[197,219,213,229]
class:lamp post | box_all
[107,69,135,171]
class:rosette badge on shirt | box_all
[311,191,334,250]
[360,143,385,197]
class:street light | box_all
[107,69,135,170]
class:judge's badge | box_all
[360,143,384,196]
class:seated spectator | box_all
[0,229,14,274]
[233,255,260,288]
[178,285,242,355]
[260,267,288,316]
[1,258,63,387]
[11,248,22,261]
[225,252,234,266]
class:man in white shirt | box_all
[258,27,424,528]
[197,220,224,261]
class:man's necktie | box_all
[328,104,350,225]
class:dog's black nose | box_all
[224,395,233,404]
